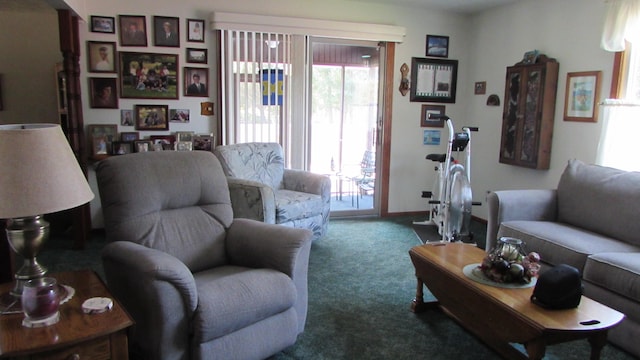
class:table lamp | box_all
[0,124,94,301]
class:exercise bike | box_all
[413,114,479,243]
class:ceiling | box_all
[350,0,527,14]
[1,0,527,15]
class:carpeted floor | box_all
[39,216,634,360]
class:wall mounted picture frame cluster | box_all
[426,35,449,58]
[87,41,117,73]
[135,104,169,130]
[119,15,147,47]
[119,52,179,99]
[186,48,207,64]
[187,19,205,42]
[184,67,209,97]
[153,16,180,47]
[89,77,118,109]
[563,71,602,122]
[90,16,115,34]
[410,57,458,103]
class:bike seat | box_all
[426,154,446,162]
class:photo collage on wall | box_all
[86,15,213,158]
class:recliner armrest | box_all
[101,241,198,359]
[226,177,277,224]
[486,189,558,251]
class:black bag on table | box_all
[530,264,583,310]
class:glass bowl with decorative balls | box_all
[480,237,541,284]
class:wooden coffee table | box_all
[0,270,134,359]
[409,243,624,360]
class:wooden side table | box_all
[0,270,134,359]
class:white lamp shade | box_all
[0,124,94,218]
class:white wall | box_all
[462,0,612,219]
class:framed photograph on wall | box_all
[184,67,208,97]
[89,77,118,109]
[420,105,446,127]
[187,19,205,42]
[87,41,116,73]
[186,48,207,64]
[119,15,147,47]
[410,57,458,103]
[170,108,190,123]
[90,16,115,33]
[426,35,449,58]
[135,104,169,131]
[153,16,180,47]
[474,81,486,95]
[563,71,602,122]
[88,124,117,158]
[193,134,215,152]
[121,109,134,126]
[119,52,179,99]
[423,130,441,145]
[120,132,139,142]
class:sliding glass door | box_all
[308,38,383,216]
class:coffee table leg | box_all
[524,339,546,360]
[411,277,438,313]
[588,331,608,360]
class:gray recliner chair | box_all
[96,151,312,360]
[213,142,330,241]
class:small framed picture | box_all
[121,109,134,126]
[474,81,486,95]
[170,109,190,123]
[121,132,139,142]
[193,134,215,152]
[119,15,147,47]
[410,57,458,103]
[87,41,116,73]
[184,67,208,97]
[176,141,193,151]
[135,104,169,131]
[89,77,118,109]
[426,35,449,58]
[150,135,175,151]
[134,140,153,152]
[187,19,205,42]
[564,71,602,122]
[423,130,441,145]
[92,136,110,158]
[112,141,133,155]
[90,16,115,34]
[175,131,194,142]
[420,105,446,128]
[186,48,207,64]
[154,16,180,47]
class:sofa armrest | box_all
[486,189,558,251]
[226,177,277,224]
[101,241,197,359]
[226,218,313,332]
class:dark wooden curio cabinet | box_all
[499,54,559,169]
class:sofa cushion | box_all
[583,253,640,302]
[275,189,323,223]
[193,266,297,342]
[498,220,640,272]
[214,142,285,190]
[557,159,640,247]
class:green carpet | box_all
[39,217,634,360]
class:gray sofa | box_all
[213,142,331,241]
[96,151,313,360]
[487,159,640,357]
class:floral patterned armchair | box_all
[214,142,331,241]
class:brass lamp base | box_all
[5,215,49,297]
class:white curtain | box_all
[596,99,640,171]
[601,0,640,51]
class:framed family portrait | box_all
[426,35,449,58]
[135,104,169,131]
[87,41,116,73]
[120,52,179,99]
[420,105,446,128]
[89,77,118,109]
[154,16,180,47]
[90,16,115,33]
[150,135,176,151]
[186,48,207,64]
[119,15,147,47]
[187,19,205,42]
[410,57,458,103]
[170,109,190,123]
[193,134,215,152]
[563,71,602,122]
[184,67,208,97]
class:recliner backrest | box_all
[96,151,234,272]
[214,142,285,190]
